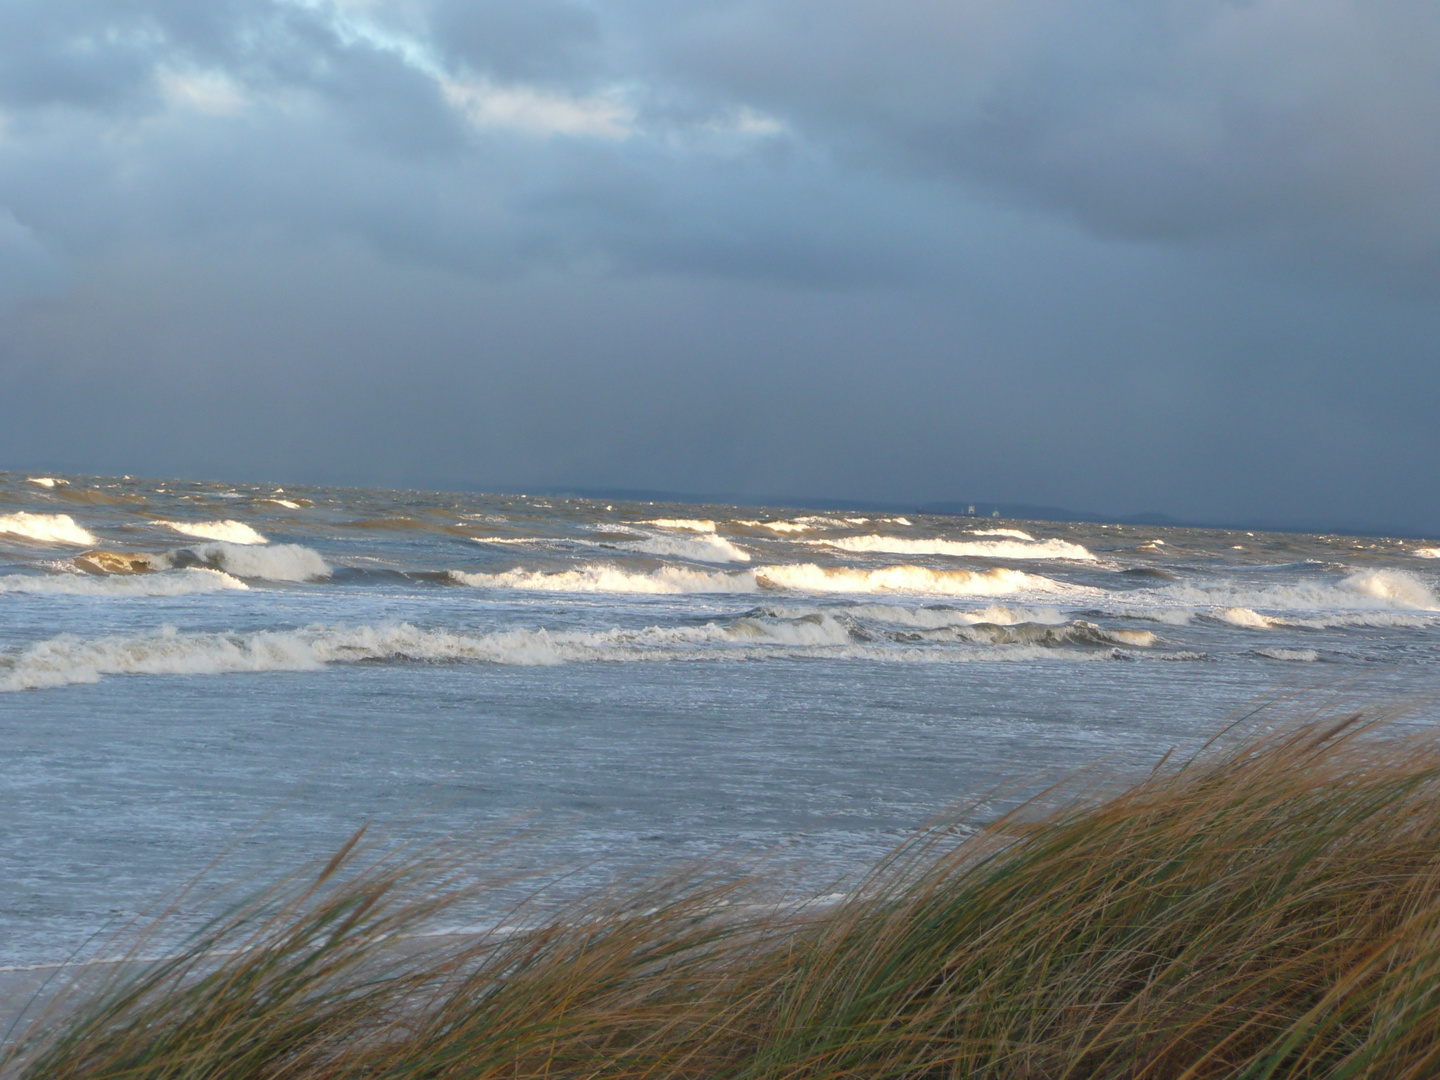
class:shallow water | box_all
[3,471,1438,965]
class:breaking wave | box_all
[173,542,331,582]
[969,528,1035,540]
[820,535,1095,561]
[758,603,1070,629]
[75,550,165,575]
[0,512,98,547]
[1416,548,1440,559]
[1,612,1133,692]
[451,562,1072,597]
[1161,570,1437,618]
[450,565,752,594]
[25,477,66,488]
[0,568,247,597]
[754,564,1072,596]
[890,620,1154,649]
[641,518,716,533]
[622,534,751,564]
[155,519,268,545]
[735,519,812,534]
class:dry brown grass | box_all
[10,708,1440,1079]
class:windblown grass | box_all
[11,709,1440,1078]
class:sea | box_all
[3,469,1440,969]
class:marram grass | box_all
[11,710,1440,1078]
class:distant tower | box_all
[967,504,975,515]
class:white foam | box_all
[0,569,248,597]
[1218,606,1274,629]
[263,498,301,509]
[450,565,754,594]
[0,512,97,547]
[1416,548,1440,559]
[155,519,268,545]
[969,528,1035,541]
[25,477,65,488]
[1160,570,1438,617]
[622,534,752,564]
[0,614,1128,692]
[753,563,1073,596]
[180,542,330,582]
[835,603,1069,628]
[451,562,1073,597]
[735,519,812,534]
[820,535,1096,561]
[903,621,1154,649]
[641,518,716,533]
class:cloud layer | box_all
[2,0,1438,531]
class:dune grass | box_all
[11,708,1440,1078]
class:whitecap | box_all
[753,563,1075,597]
[0,615,1128,692]
[25,477,65,488]
[819,535,1096,561]
[450,565,753,594]
[154,519,268,545]
[969,528,1035,541]
[0,569,248,597]
[1217,607,1274,629]
[734,519,812,534]
[641,518,716,533]
[622,534,751,564]
[0,512,97,547]
[450,562,1074,598]
[1160,569,1438,618]
[176,542,330,582]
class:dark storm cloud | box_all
[1,0,1438,532]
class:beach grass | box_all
[10,708,1440,1078]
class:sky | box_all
[1,0,1438,533]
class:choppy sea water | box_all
[3,470,1440,967]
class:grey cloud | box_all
[646,0,1440,253]
[1,0,1438,532]
[429,0,603,84]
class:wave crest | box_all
[821,534,1095,561]
[0,512,97,547]
[450,565,753,594]
[754,564,1071,596]
[0,569,248,597]
[174,542,330,582]
[641,518,716,533]
[622,534,751,564]
[154,519,268,545]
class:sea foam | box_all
[753,563,1073,596]
[641,518,716,533]
[622,534,752,564]
[0,568,247,597]
[449,562,1072,597]
[0,611,1129,692]
[175,542,331,582]
[1162,570,1437,617]
[0,512,98,547]
[450,565,753,594]
[155,519,268,545]
[820,535,1095,561]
